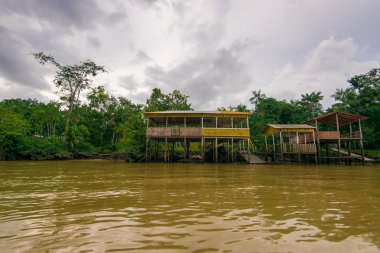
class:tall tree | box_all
[332,68,380,148]
[299,91,324,119]
[145,88,191,112]
[249,90,266,109]
[33,52,106,137]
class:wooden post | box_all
[272,134,276,161]
[348,122,352,165]
[231,137,234,162]
[201,117,204,128]
[315,120,321,163]
[359,119,365,164]
[145,137,149,162]
[247,138,250,163]
[165,137,168,162]
[184,117,186,128]
[279,131,284,163]
[201,137,205,162]
[171,141,175,162]
[296,131,300,163]
[216,117,218,128]
[231,117,234,128]
[336,113,341,163]
[312,130,317,164]
[145,117,149,162]
[184,137,187,160]
[165,117,168,127]
[227,139,230,162]
[246,117,249,129]
[265,136,268,153]
[215,138,218,162]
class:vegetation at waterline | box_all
[0,52,379,161]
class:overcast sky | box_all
[0,0,379,109]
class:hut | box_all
[303,111,369,164]
[144,111,251,162]
[263,124,317,163]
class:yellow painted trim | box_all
[202,128,250,137]
[264,128,315,136]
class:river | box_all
[0,160,379,252]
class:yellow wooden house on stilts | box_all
[263,124,317,163]
[144,111,251,162]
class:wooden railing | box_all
[146,127,249,138]
[147,127,202,137]
[268,144,317,154]
[298,131,362,142]
[340,131,361,139]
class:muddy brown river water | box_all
[0,160,380,252]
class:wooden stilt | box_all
[215,138,218,163]
[184,137,187,160]
[348,123,352,165]
[359,119,365,164]
[165,137,168,162]
[316,121,321,163]
[336,113,341,163]
[279,131,284,163]
[201,137,205,162]
[227,139,230,162]
[272,134,276,161]
[145,137,149,162]
[296,131,300,163]
[231,137,234,162]
[312,131,317,164]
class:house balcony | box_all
[146,127,250,138]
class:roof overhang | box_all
[303,111,368,127]
[264,124,315,136]
[144,110,250,118]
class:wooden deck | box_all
[331,148,374,162]
[239,152,267,164]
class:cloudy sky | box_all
[0,0,379,109]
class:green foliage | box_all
[0,108,29,160]
[21,136,71,160]
[331,68,380,148]
[145,88,191,112]
[33,52,106,138]
[1,57,379,160]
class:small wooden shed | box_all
[263,124,317,163]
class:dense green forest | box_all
[0,53,379,161]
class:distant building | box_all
[144,110,251,162]
[262,111,371,164]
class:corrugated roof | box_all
[267,124,315,129]
[144,110,250,117]
[303,111,368,126]
[264,124,315,136]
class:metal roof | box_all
[303,111,368,127]
[266,124,315,129]
[264,124,315,136]
[144,110,250,117]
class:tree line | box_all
[0,52,378,160]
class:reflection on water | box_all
[0,161,380,252]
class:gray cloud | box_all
[0,0,379,109]
[0,26,48,90]
[144,39,253,109]
[119,74,140,90]
[132,50,153,65]
[87,35,101,48]
[0,0,105,30]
